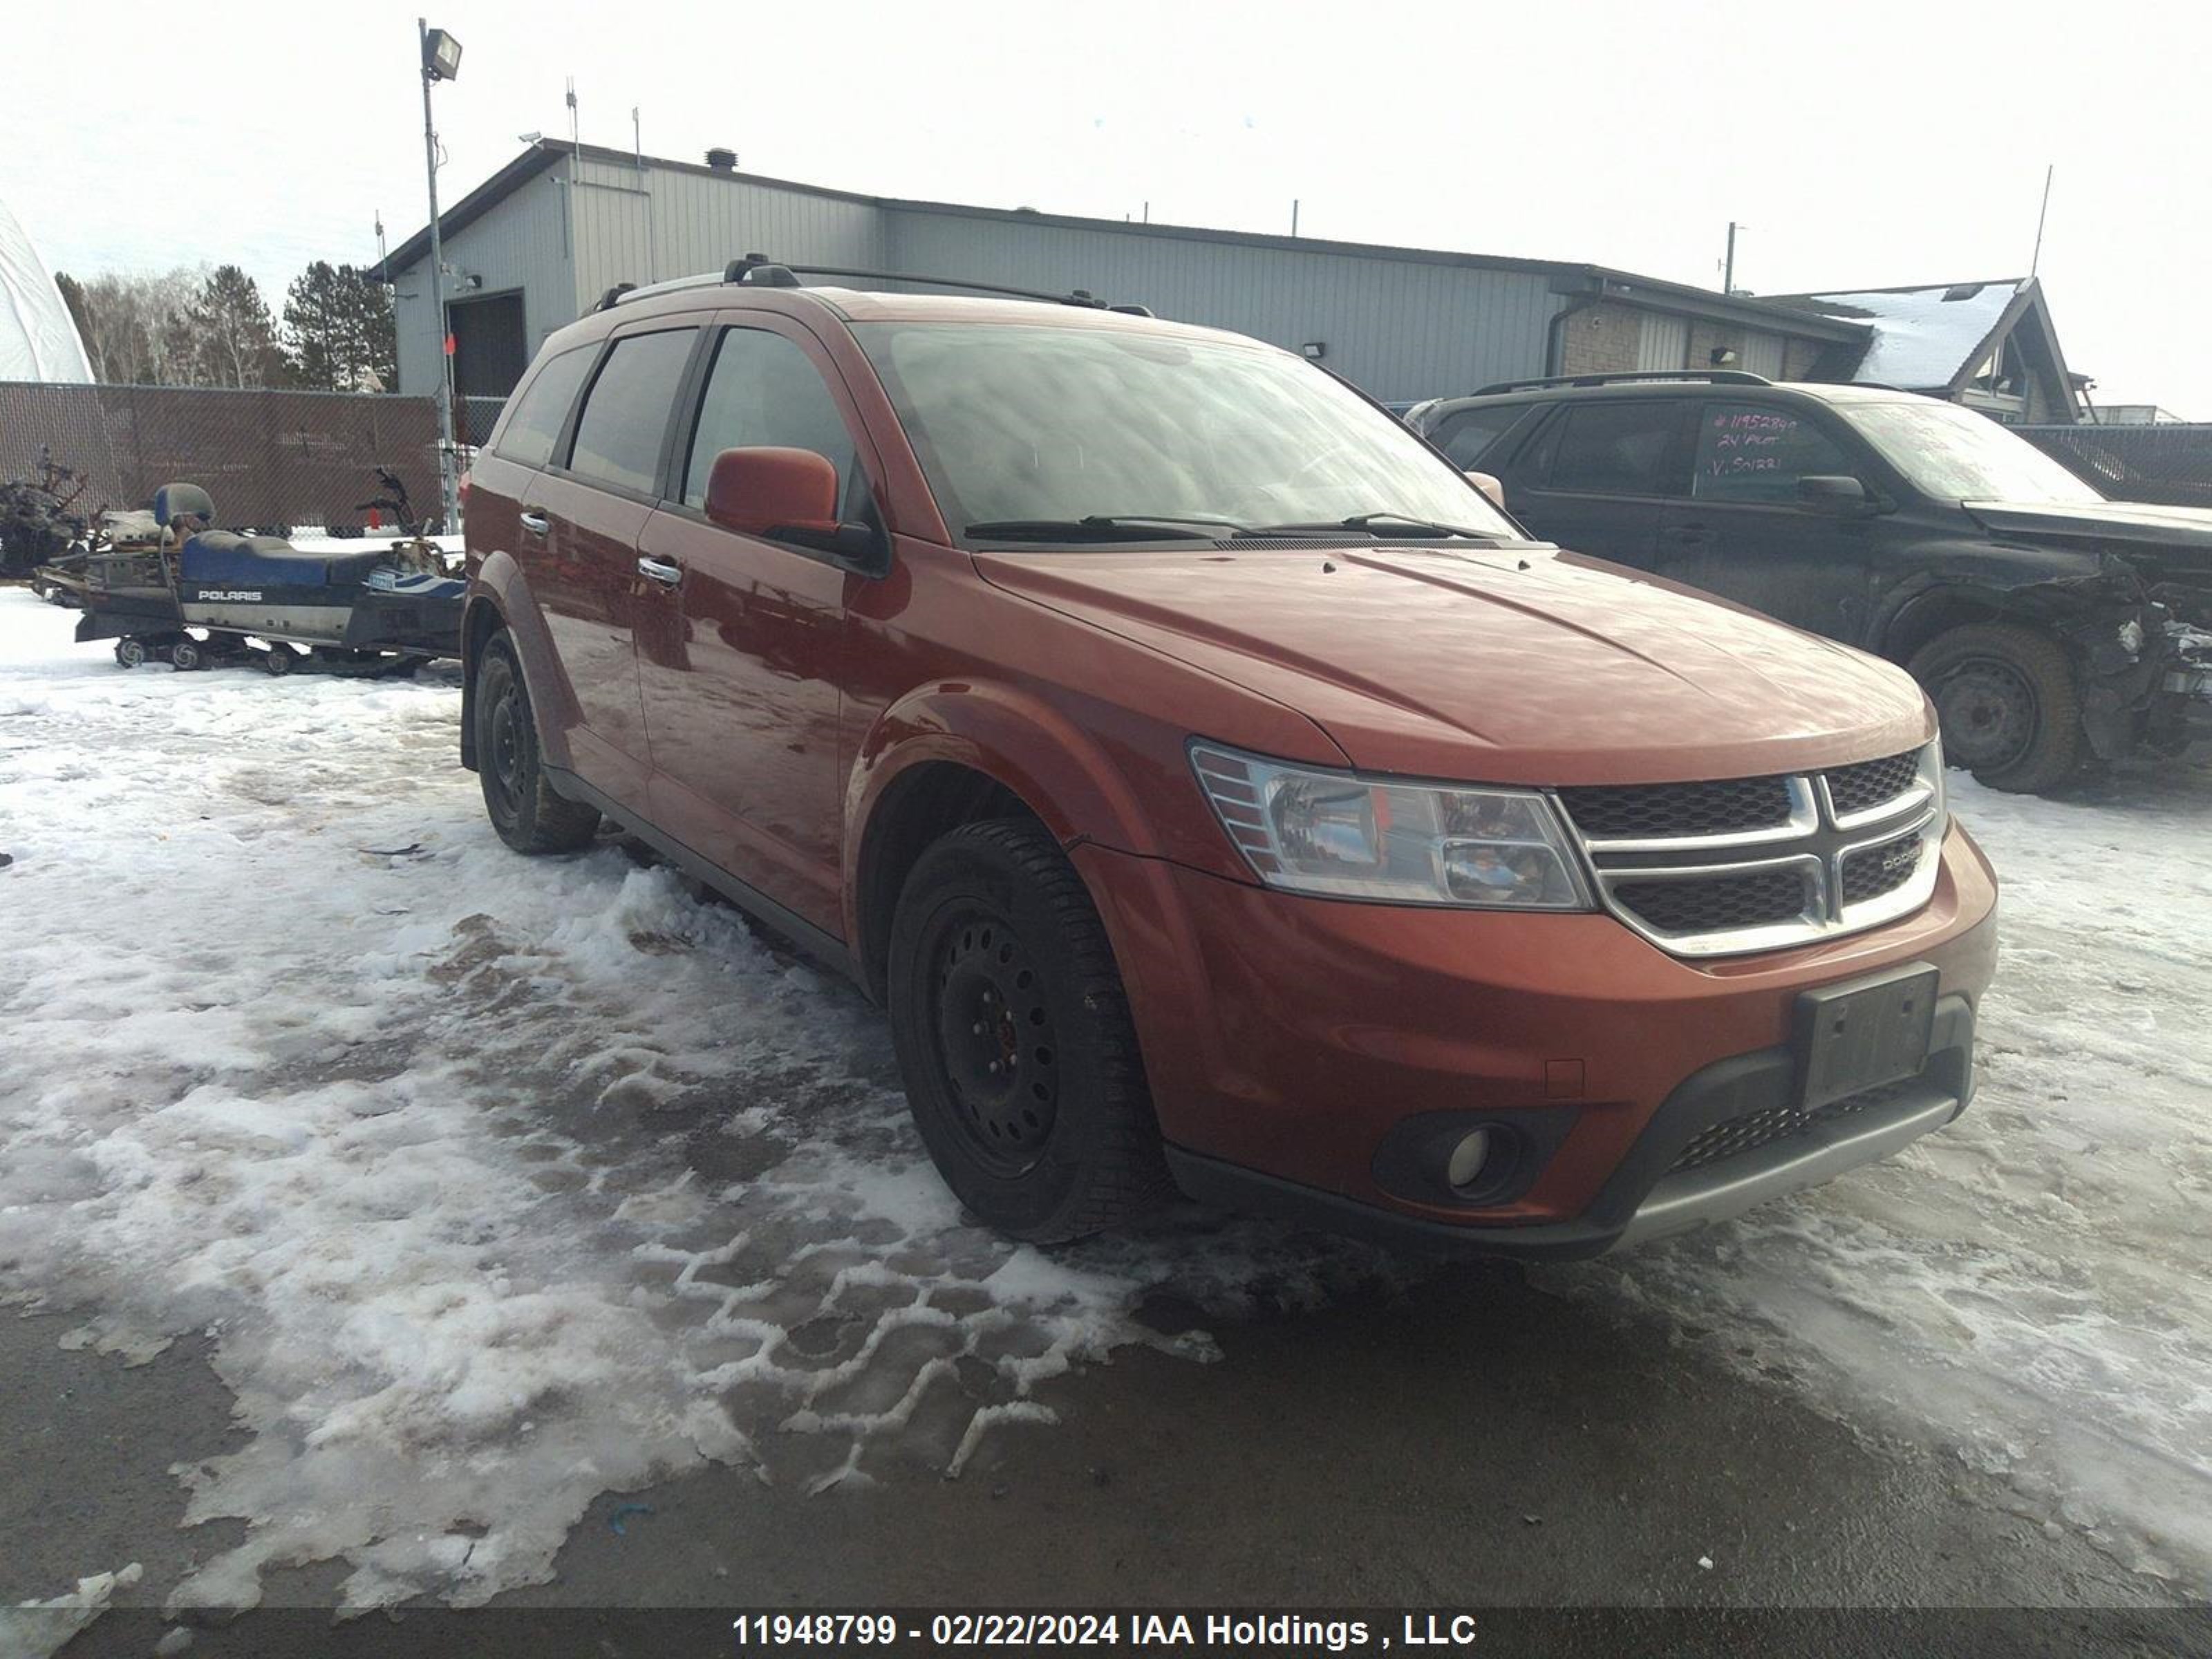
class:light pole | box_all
[418,21,462,533]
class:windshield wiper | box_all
[1234,512,1509,542]
[965,514,1242,543]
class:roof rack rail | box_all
[599,256,1157,318]
[721,252,1152,315]
[1469,369,1774,396]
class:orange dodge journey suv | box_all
[459,259,1998,1257]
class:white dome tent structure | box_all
[0,195,93,383]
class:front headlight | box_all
[1190,742,1593,910]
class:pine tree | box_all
[283,262,397,391]
[345,265,398,392]
[187,265,281,388]
[283,261,346,388]
[54,272,100,378]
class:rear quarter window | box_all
[494,346,594,469]
[1537,402,1684,496]
[1428,404,1533,469]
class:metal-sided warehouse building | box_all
[382,139,2080,425]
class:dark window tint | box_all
[1544,402,1682,495]
[1430,404,1530,469]
[496,346,594,468]
[684,328,859,513]
[566,330,697,494]
[1691,402,1857,503]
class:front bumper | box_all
[1165,993,1972,1259]
[1073,821,1998,1255]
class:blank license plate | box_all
[1795,964,1938,1110]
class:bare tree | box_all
[67,269,205,385]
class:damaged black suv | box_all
[1408,373,2212,792]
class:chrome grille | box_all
[1555,743,1944,957]
[1557,776,1794,840]
[1613,868,1808,936]
[1839,832,1924,906]
[1824,751,1922,818]
[1667,1078,1924,1175]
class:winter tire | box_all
[475,628,600,854]
[887,818,1174,1243]
[1909,622,2085,794]
[114,639,145,669]
[169,640,203,672]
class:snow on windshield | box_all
[856,322,1515,540]
[1843,400,2105,505]
[1,588,2206,1610]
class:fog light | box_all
[1446,1128,1494,1192]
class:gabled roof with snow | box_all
[1766,279,2033,391]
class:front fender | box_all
[460,550,581,774]
[843,677,1250,1048]
[845,679,1173,874]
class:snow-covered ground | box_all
[1575,758,2212,1587]
[1,584,2206,1619]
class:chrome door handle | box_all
[637,556,683,588]
[518,511,550,535]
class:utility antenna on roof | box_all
[2030,163,2054,276]
[566,75,579,160]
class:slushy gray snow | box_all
[0,587,2206,1609]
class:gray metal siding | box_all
[883,207,1565,402]
[393,156,1575,406]
[394,156,887,397]
[393,158,574,397]
[567,154,885,304]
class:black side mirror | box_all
[782,521,888,570]
[1797,474,1871,514]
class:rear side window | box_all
[682,328,860,512]
[1541,402,1683,496]
[1691,402,1857,503]
[1429,404,1530,469]
[495,346,593,468]
[566,329,697,494]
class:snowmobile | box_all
[73,482,465,675]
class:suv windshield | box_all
[1839,399,2105,505]
[852,321,1521,544]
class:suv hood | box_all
[975,545,1931,785]
[1965,499,2212,583]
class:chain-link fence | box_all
[457,394,507,455]
[0,381,450,534]
[2019,423,2212,511]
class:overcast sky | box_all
[9,0,2205,411]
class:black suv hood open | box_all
[1965,499,2212,583]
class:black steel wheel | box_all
[888,818,1174,1241]
[1909,622,2084,794]
[114,638,145,670]
[930,901,1062,1175]
[474,628,601,854]
[169,639,203,672]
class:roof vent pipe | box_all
[706,147,737,171]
